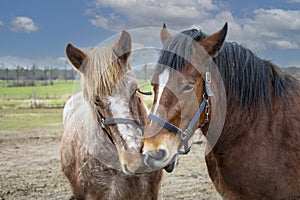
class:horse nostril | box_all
[139,143,144,154]
[147,148,168,161]
[143,148,170,169]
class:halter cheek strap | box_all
[148,97,209,155]
[96,108,144,131]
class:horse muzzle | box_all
[142,147,177,172]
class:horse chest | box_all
[207,129,300,199]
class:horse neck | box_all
[205,47,300,154]
[210,81,300,155]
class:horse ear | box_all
[200,23,228,57]
[161,23,172,45]
[66,43,86,72]
[113,30,132,64]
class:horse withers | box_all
[61,31,162,200]
[142,23,300,199]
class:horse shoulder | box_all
[61,92,97,198]
[61,92,87,168]
[63,92,84,127]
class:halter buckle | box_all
[100,117,106,128]
[205,72,211,84]
[205,72,214,97]
[182,129,191,136]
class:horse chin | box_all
[122,164,151,175]
[117,146,152,175]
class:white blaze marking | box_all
[109,95,141,149]
[152,69,170,115]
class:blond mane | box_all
[81,46,128,102]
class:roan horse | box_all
[61,31,162,200]
[141,23,300,199]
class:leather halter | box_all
[148,64,213,155]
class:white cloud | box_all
[251,9,300,32]
[0,20,4,26]
[242,9,300,50]
[187,8,300,51]
[269,40,299,49]
[87,1,300,51]
[89,0,218,30]
[197,9,300,51]
[90,13,125,31]
[10,16,38,33]
[90,14,109,29]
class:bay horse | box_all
[142,23,300,199]
[61,31,162,200]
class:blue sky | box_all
[0,0,299,68]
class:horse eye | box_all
[94,96,100,105]
[183,83,194,92]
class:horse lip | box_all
[134,165,151,174]
[123,164,133,175]
[164,161,175,172]
[163,154,177,173]
[123,164,150,175]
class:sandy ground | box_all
[0,130,221,200]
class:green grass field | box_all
[0,108,63,134]
[0,80,151,100]
[0,80,81,99]
[138,81,153,92]
[0,81,74,133]
[0,80,153,109]
[0,80,81,108]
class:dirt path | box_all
[0,130,221,200]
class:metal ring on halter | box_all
[206,71,212,84]
[203,93,209,101]
[201,93,210,125]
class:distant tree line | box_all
[2,63,298,87]
[0,63,78,86]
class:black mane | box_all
[158,28,299,110]
[214,42,298,109]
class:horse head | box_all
[66,31,149,174]
[142,23,227,172]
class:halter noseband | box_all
[148,65,213,155]
[96,109,144,131]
